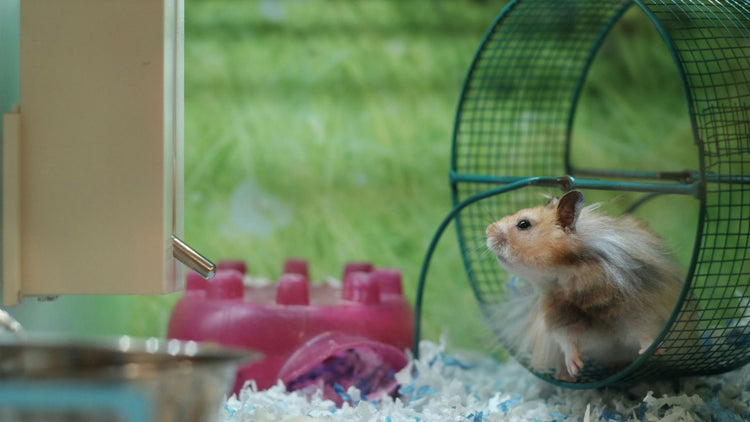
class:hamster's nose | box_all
[486,223,506,246]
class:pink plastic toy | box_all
[167,259,413,402]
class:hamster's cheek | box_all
[524,243,556,268]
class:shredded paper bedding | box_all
[222,338,750,421]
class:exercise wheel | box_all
[413,0,750,388]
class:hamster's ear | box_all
[556,190,585,231]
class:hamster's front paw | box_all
[638,337,666,356]
[639,344,666,355]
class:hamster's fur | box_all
[485,191,685,380]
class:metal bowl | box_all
[0,334,258,422]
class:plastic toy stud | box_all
[276,274,310,305]
[372,268,403,297]
[342,263,376,302]
[342,262,374,281]
[343,272,380,304]
[206,270,244,300]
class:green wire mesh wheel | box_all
[414,0,750,388]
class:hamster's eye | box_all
[516,219,531,230]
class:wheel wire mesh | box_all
[413,0,750,388]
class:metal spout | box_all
[0,309,25,339]
[171,236,216,279]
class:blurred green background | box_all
[8,0,695,353]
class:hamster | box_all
[485,190,685,381]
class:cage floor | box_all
[221,338,750,421]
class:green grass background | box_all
[9,0,698,354]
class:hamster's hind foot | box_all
[564,344,584,377]
[555,366,578,382]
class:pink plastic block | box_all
[167,259,413,399]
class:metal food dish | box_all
[0,333,258,422]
